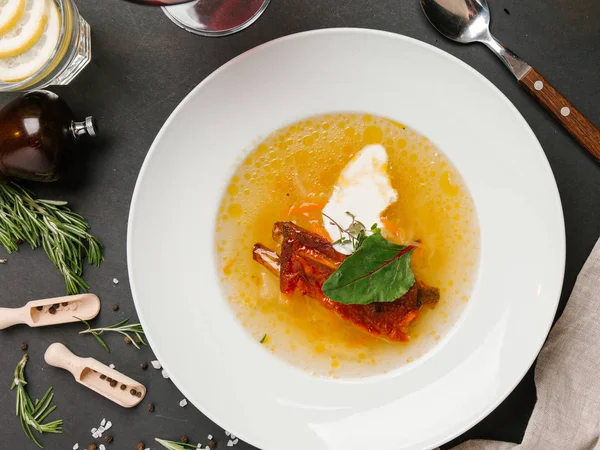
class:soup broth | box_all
[216,113,479,378]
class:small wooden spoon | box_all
[45,343,147,408]
[0,294,100,330]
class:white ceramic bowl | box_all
[128,29,565,450]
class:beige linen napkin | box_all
[454,238,600,450]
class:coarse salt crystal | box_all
[227,440,234,447]
[179,398,188,407]
[207,435,213,440]
[231,434,236,440]
[161,369,169,379]
[109,363,115,369]
[105,421,112,430]
[92,432,100,439]
[233,439,239,445]
[97,425,105,433]
[73,444,79,450]
[112,278,119,284]
[225,431,230,436]
[101,418,106,426]
[99,445,106,450]
[91,428,97,434]
[151,360,162,369]
[13,378,19,385]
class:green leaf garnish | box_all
[260,334,267,344]
[322,233,416,305]
[155,438,199,449]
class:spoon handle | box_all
[0,307,26,330]
[519,68,600,162]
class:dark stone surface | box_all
[1,0,599,449]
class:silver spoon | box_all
[420,0,600,162]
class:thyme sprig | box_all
[322,211,379,252]
[11,355,63,448]
[0,182,103,294]
[78,317,146,352]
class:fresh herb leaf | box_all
[322,211,373,252]
[0,183,103,294]
[77,317,146,352]
[11,355,63,448]
[322,233,416,304]
[260,334,267,344]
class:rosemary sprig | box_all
[11,355,63,448]
[155,438,199,450]
[0,182,103,294]
[78,317,146,352]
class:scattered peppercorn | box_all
[88,444,98,450]
[147,402,154,412]
[106,377,113,383]
[136,442,144,450]
[136,391,142,398]
[36,306,43,311]
[112,304,119,311]
[140,362,148,370]
[100,374,107,380]
[105,435,113,443]
[124,336,131,344]
[130,388,137,396]
[208,439,218,449]
[120,384,127,390]
[110,379,118,388]
[20,343,28,351]
[181,435,190,444]
[61,302,69,306]
[48,307,56,314]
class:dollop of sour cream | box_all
[322,144,398,254]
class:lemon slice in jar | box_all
[0,0,49,58]
[0,0,26,35]
[0,0,58,82]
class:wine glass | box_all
[124,0,270,37]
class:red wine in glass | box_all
[124,0,270,36]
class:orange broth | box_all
[216,113,479,378]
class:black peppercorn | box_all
[100,374,106,380]
[112,304,119,311]
[208,439,218,449]
[120,384,127,390]
[48,307,56,314]
[61,302,69,306]
[136,391,142,398]
[136,442,144,450]
[147,402,154,412]
[109,379,117,388]
[105,435,113,443]
[140,362,148,370]
[36,306,43,311]
[52,303,60,309]
[124,336,131,344]
[181,435,189,444]
[20,343,28,351]
[130,389,137,396]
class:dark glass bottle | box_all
[0,90,97,182]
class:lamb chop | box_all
[253,221,439,342]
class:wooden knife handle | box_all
[519,67,600,162]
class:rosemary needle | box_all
[0,182,103,294]
[155,438,200,450]
[78,317,146,352]
[11,354,63,448]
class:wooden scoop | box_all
[0,294,100,330]
[45,343,147,408]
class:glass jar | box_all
[0,0,91,92]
